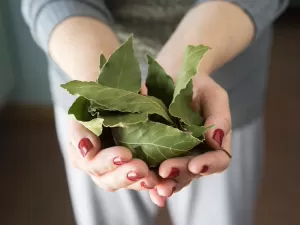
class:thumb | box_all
[204,115,231,152]
[68,118,101,161]
[194,76,232,151]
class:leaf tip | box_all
[126,33,134,44]
[146,54,154,63]
[60,83,69,89]
[206,124,215,130]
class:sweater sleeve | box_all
[196,0,289,39]
[21,0,113,52]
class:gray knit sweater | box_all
[21,0,289,128]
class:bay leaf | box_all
[97,35,141,93]
[68,96,104,136]
[146,55,175,107]
[71,116,104,137]
[112,121,201,167]
[99,53,106,70]
[100,111,148,128]
[169,45,210,125]
[61,80,174,124]
[183,124,215,139]
[88,101,110,116]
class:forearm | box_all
[49,17,120,81]
[156,1,254,77]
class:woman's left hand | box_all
[149,74,233,207]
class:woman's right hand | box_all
[67,118,159,192]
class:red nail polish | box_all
[140,181,153,189]
[78,138,93,157]
[167,168,180,178]
[113,157,127,165]
[213,129,224,147]
[200,165,209,174]
[127,171,144,182]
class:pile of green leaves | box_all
[61,35,213,168]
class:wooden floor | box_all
[1,10,300,225]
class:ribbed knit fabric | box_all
[21,0,289,128]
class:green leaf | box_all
[112,121,201,167]
[61,80,174,124]
[183,124,215,139]
[169,45,210,125]
[99,111,148,127]
[88,101,110,116]
[99,53,107,70]
[97,35,141,93]
[72,115,104,137]
[68,96,104,136]
[146,55,175,107]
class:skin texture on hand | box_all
[68,115,160,192]
[49,17,160,192]
[48,0,255,206]
[156,1,255,77]
[151,1,255,206]
[49,17,120,81]
[149,74,232,207]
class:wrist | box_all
[157,1,254,79]
[49,17,120,81]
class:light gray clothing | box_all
[21,0,289,128]
[54,105,264,225]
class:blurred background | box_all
[0,1,299,225]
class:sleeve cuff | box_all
[32,1,113,52]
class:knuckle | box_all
[70,158,78,168]
[219,88,229,100]
[216,151,231,173]
[115,147,132,158]
[224,118,232,131]
[68,144,80,169]
[87,165,102,177]
[103,186,116,192]
[104,163,117,173]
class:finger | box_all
[140,83,147,95]
[68,118,101,161]
[174,179,193,193]
[90,174,115,192]
[93,159,149,191]
[192,76,232,150]
[158,157,196,184]
[188,131,232,175]
[67,141,86,170]
[127,170,160,191]
[155,179,177,197]
[87,146,132,176]
[149,189,168,208]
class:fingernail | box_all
[140,181,154,189]
[127,171,144,182]
[167,168,180,179]
[113,157,127,165]
[78,138,93,157]
[213,129,224,147]
[200,165,209,174]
